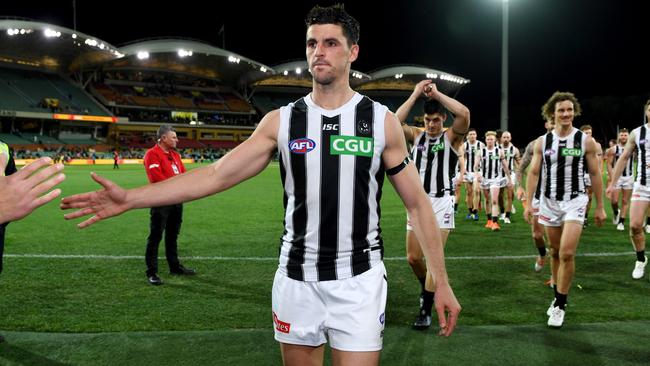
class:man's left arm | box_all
[382,111,460,336]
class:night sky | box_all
[2,0,647,144]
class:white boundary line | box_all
[4,251,635,261]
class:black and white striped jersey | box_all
[463,140,484,173]
[411,131,459,197]
[501,144,517,172]
[277,93,387,282]
[541,128,586,201]
[633,124,650,186]
[480,146,504,179]
[613,144,634,177]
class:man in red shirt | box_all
[143,125,195,285]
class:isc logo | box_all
[330,135,374,157]
[322,123,339,131]
[289,138,316,154]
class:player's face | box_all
[553,100,575,127]
[619,132,628,145]
[583,129,592,137]
[646,105,650,122]
[501,132,511,145]
[423,113,444,136]
[467,130,477,142]
[486,135,495,147]
[306,24,358,86]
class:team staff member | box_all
[143,125,195,285]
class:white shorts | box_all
[538,195,589,227]
[407,194,455,230]
[632,182,650,202]
[272,263,387,352]
[583,173,592,187]
[463,172,477,183]
[480,176,507,190]
[615,175,634,190]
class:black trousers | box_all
[0,223,6,274]
[145,204,183,276]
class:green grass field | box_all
[1,163,648,365]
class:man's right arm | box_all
[62,110,280,228]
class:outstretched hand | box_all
[60,172,129,228]
[0,157,65,224]
[433,282,461,337]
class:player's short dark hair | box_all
[306,4,360,46]
[579,124,592,132]
[423,99,445,115]
[467,128,477,133]
[157,124,175,139]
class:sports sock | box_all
[537,246,547,257]
[637,250,646,262]
[555,292,568,310]
[422,290,434,315]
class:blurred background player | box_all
[579,124,603,228]
[517,117,555,273]
[462,128,484,221]
[499,131,520,224]
[476,131,512,231]
[607,99,650,281]
[606,129,634,231]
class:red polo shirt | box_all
[143,144,186,183]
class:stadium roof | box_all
[357,65,470,95]
[0,18,122,72]
[107,38,275,87]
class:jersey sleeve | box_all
[144,152,166,183]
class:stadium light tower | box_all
[500,0,509,131]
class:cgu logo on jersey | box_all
[430,141,444,153]
[289,138,316,154]
[561,148,582,157]
[490,154,500,160]
[330,135,374,157]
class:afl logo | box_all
[544,149,556,156]
[640,139,648,144]
[289,138,316,154]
